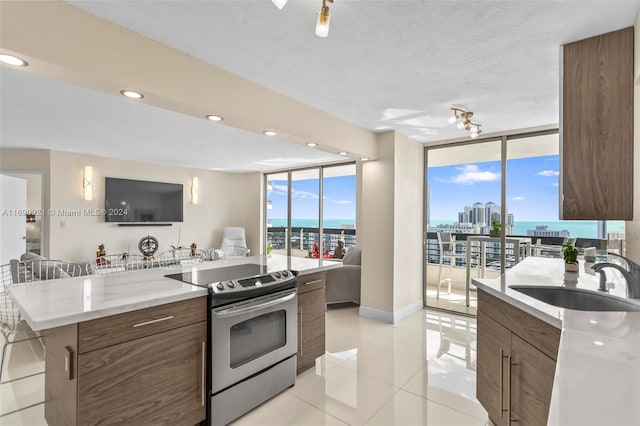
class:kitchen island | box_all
[473,257,640,426]
[8,255,341,426]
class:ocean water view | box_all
[430,219,625,239]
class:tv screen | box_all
[105,178,183,223]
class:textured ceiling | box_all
[0,68,343,171]
[67,0,640,142]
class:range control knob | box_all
[227,281,236,288]
[282,270,289,277]
[216,283,224,290]
[274,272,281,278]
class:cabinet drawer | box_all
[478,290,560,360]
[296,272,326,294]
[78,297,206,354]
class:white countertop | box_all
[473,257,640,426]
[9,254,342,331]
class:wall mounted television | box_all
[105,177,183,223]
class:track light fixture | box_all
[316,0,333,38]
[448,107,482,139]
[469,123,482,139]
[272,0,335,38]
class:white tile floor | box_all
[1,306,487,425]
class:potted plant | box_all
[266,243,274,256]
[562,241,579,272]
[489,219,501,237]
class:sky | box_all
[428,155,561,222]
[267,175,356,220]
[266,155,561,223]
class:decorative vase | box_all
[564,262,579,272]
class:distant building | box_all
[434,201,514,235]
[526,225,570,238]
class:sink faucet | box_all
[592,259,640,299]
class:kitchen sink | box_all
[509,285,640,312]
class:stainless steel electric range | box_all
[166,263,298,426]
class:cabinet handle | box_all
[132,315,174,328]
[64,346,74,381]
[302,279,322,286]
[201,341,206,407]
[508,358,519,423]
[500,349,508,418]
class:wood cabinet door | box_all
[510,334,556,426]
[477,312,511,426]
[78,321,207,426]
[297,286,325,374]
[561,26,634,220]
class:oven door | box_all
[210,287,297,393]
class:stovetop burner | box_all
[165,263,296,301]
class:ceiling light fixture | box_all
[263,130,278,136]
[360,157,369,161]
[315,0,333,38]
[206,115,223,122]
[306,143,318,147]
[272,0,288,9]
[0,54,28,66]
[338,151,348,156]
[120,90,144,99]
[449,107,483,139]
[469,123,482,139]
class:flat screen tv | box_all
[105,178,183,223]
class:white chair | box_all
[156,248,206,269]
[436,232,467,298]
[212,227,250,260]
[213,246,250,260]
[1,260,83,386]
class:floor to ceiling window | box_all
[424,129,626,316]
[265,163,356,258]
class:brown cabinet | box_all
[477,290,560,426]
[561,27,634,220]
[296,272,326,374]
[44,297,207,426]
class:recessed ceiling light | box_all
[120,90,144,99]
[306,143,318,147]
[360,157,369,161]
[206,115,223,122]
[338,152,348,156]
[0,54,28,66]
[263,130,278,136]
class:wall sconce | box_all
[26,214,36,223]
[191,177,199,205]
[83,166,93,201]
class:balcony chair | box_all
[325,247,361,305]
[436,232,467,299]
[211,227,251,260]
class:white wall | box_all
[1,148,261,262]
[360,132,424,322]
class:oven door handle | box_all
[213,291,296,318]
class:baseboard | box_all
[393,299,423,323]
[359,299,424,324]
[359,306,394,323]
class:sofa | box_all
[325,247,361,305]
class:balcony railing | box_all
[267,227,356,256]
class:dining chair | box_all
[1,260,83,385]
[156,248,206,268]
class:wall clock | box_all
[138,235,159,259]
